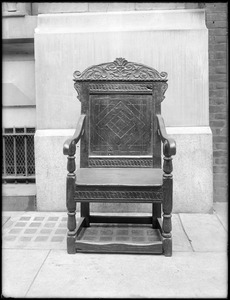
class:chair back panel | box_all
[73,58,168,168]
[89,94,153,156]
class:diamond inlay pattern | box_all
[90,95,152,155]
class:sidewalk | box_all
[2,203,228,298]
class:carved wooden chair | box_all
[63,58,176,256]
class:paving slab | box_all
[2,212,192,252]
[172,214,193,252]
[2,249,49,298]
[213,202,228,231]
[26,250,227,298]
[2,216,10,226]
[2,212,67,250]
[179,213,227,252]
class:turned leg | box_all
[162,156,173,257]
[66,155,77,254]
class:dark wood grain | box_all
[89,215,153,224]
[63,58,176,256]
[76,168,163,186]
[156,114,176,157]
[63,114,86,156]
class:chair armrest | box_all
[63,114,86,156]
[156,114,176,157]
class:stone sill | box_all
[2,16,37,40]
[2,184,36,197]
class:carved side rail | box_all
[63,114,86,254]
[156,114,176,256]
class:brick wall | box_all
[204,2,228,202]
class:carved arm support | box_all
[63,114,86,156]
[156,114,176,158]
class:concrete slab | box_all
[26,250,227,298]
[2,212,191,252]
[2,249,49,298]
[2,216,10,226]
[213,202,228,231]
[172,214,193,252]
[179,213,227,252]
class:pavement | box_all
[2,202,228,298]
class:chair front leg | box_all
[66,154,77,254]
[162,156,173,257]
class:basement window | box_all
[2,127,36,183]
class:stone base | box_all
[2,184,36,211]
[35,127,213,213]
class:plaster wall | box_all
[34,10,212,212]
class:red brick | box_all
[213,44,227,52]
[213,148,227,156]
[209,59,227,67]
[209,105,226,113]
[215,143,228,150]
[213,136,227,143]
[209,82,217,89]
[205,3,228,11]
[215,35,227,43]
[214,179,228,187]
[209,28,228,36]
[215,187,227,201]
[210,120,226,129]
[209,51,226,60]
[214,157,228,165]
[206,12,227,21]
[214,52,227,59]
[207,20,227,28]
[209,35,216,43]
[214,195,227,202]
[216,82,227,89]
[219,127,228,135]
[213,113,227,120]
[209,74,227,82]
[210,97,227,105]
[209,90,226,97]
[215,65,227,74]
[211,128,221,135]
[214,173,228,182]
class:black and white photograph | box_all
[2,2,227,298]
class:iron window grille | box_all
[2,127,36,183]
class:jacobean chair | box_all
[63,58,176,256]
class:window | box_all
[2,127,35,183]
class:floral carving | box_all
[73,58,168,81]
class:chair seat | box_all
[76,168,163,187]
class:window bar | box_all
[24,127,28,177]
[13,127,17,177]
